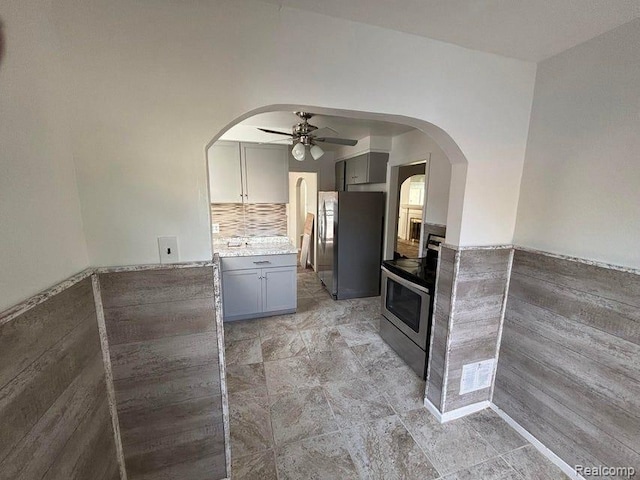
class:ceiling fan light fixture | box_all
[310,144,324,160]
[292,141,306,161]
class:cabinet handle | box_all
[253,261,271,265]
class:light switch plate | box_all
[211,223,220,234]
[158,236,179,264]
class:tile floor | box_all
[224,271,569,480]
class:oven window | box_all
[386,278,422,333]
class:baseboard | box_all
[490,404,585,480]
[424,398,444,422]
[424,398,490,423]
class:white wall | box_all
[48,0,535,267]
[389,130,452,226]
[0,1,89,311]
[514,19,640,268]
[288,151,336,192]
[383,130,453,258]
[334,135,393,161]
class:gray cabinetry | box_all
[242,143,289,203]
[335,160,346,191]
[344,152,389,185]
[221,269,262,319]
[221,254,297,321]
[208,141,244,203]
[263,267,297,313]
[208,141,289,203]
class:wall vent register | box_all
[460,359,495,394]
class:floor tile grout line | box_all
[499,446,530,480]
[227,275,566,480]
[395,412,445,479]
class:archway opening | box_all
[205,104,468,256]
[396,169,427,258]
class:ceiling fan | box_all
[258,112,358,161]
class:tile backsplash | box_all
[211,203,287,237]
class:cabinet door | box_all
[208,142,243,203]
[367,152,388,183]
[345,154,368,185]
[335,160,346,191]
[262,267,297,313]
[222,269,262,320]
[242,143,289,203]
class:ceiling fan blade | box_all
[310,127,339,138]
[315,137,358,146]
[257,128,294,137]
[260,138,293,145]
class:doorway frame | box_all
[385,155,431,260]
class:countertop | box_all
[213,236,298,258]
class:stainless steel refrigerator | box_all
[317,191,385,299]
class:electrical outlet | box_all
[158,236,179,264]
[211,223,220,234]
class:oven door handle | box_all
[381,266,431,295]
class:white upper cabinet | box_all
[242,143,289,204]
[208,141,288,204]
[208,141,243,203]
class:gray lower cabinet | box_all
[221,268,263,319]
[263,267,297,312]
[221,254,297,321]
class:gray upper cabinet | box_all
[208,141,243,203]
[208,141,288,204]
[344,152,389,185]
[242,143,289,203]
[335,160,346,191]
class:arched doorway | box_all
[205,104,469,255]
[287,173,318,269]
[396,168,427,258]
[296,177,307,248]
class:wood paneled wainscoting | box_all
[493,248,640,472]
[99,266,226,480]
[0,274,121,480]
[0,263,228,480]
[426,246,512,416]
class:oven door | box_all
[381,267,431,348]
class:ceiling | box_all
[256,0,639,61]
[220,111,415,149]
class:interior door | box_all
[221,269,262,319]
[208,142,243,203]
[242,143,288,203]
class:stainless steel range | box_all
[380,256,437,379]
